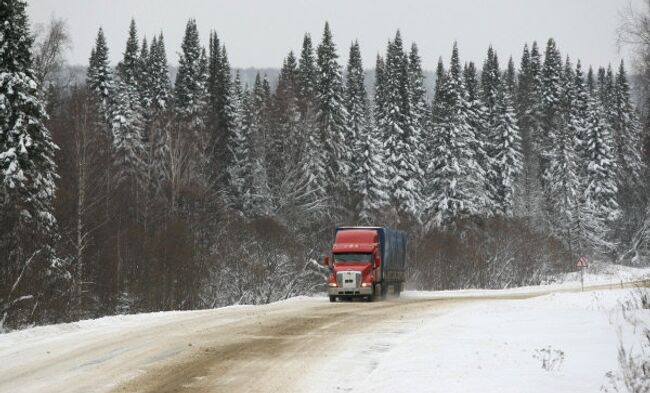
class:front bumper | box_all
[328,286,373,296]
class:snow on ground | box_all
[301,287,649,393]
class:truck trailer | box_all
[324,226,407,302]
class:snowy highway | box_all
[0,279,648,393]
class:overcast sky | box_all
[28,0,641,71]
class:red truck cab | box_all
[325,226,406,302]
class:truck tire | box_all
[329,296,336,302]
[373,284,381,301]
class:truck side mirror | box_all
[324,256,329,267]
[374,257,380,268]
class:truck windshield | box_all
[333,253,372,263]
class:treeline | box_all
[1,0,649,330]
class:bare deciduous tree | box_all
[32,17,71,88]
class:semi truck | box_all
[324,226,407,302]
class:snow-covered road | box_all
[0,279,648,393]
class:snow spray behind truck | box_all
[324,226,407,302]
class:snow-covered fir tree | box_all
[540,39,566,219]
[298,34,328,208]
[345,40,388,221]
[380,31,424,221]
[612,61,645,186]
[146,33,171,198]
[174,19,207,129]
[147,33,171,112]
[137,36,152,112]
[111,78,145,191]
[112,20,146,193]
[431,57,447,126]
[345,41,368,205]
[426,43,486,227]
[408,43,430,166]
[504,56,517,97]
[117,19,140,88]
[248,74,273,216]
[226,72,252,213]
[515,42,544,218]
[0,0,60,323]
[491,77,523,216]
[315,22,351,202]
[582,69,620,252]
[478,48,504,214]
[86,27,114,125]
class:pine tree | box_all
[515,42,544,219]
[582,72,620,252]
[86,27,114,124]
[147,33,171,112]
[426,43,486,227]
[137,36,151,112]
[504,56,517,96]
[492,83,523,216]
[145,33,171,198]
[174,19,207,128]
[431,57,447,126]
[296,33,327,207]
[297,33,317,118]
[612,61,644,185]
[540,39,565,220]
[408,43,430,149]
[226,72,251,213]
[111,78,145,191]
[248,74,273,216]
[381,31,424,221]
[315,22,350,205]
[345,40,386,220]
[0,0,60,326]
[479,47,504,214]
[117,19,140,87]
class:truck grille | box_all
[337,271,361,289]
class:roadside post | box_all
[576,256,588,291]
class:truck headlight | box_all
[361,282,371,287]
[328,283,338,287]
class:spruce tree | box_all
[147,33,171,111]
[248,74,273,216]
[174,19,207,129]
[86,27,114,124]
[504,56,517,96]
[345,41,368,195]
[345,40,387,220]
[111,78,145,191]
[296,33,327,207]
[315,22,351,203]
[515,42,544,219]
[426,43,486,226]
[582,73,620,252]
[117,19,140,87]
[0,0,60,326]
[226,72,252,213]
[612,61,644,185]
[138,37,151,107]
[540,39,565,218]
[297,34,317,117]
[431,57,447,126]
[408,43,430,151]
[479,48,504,214]
[381,31,424,221]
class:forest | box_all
[1,0,649,330]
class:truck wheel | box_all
[374,284,383,301]
[329,296,336,302]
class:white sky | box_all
[28,0,641,71]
